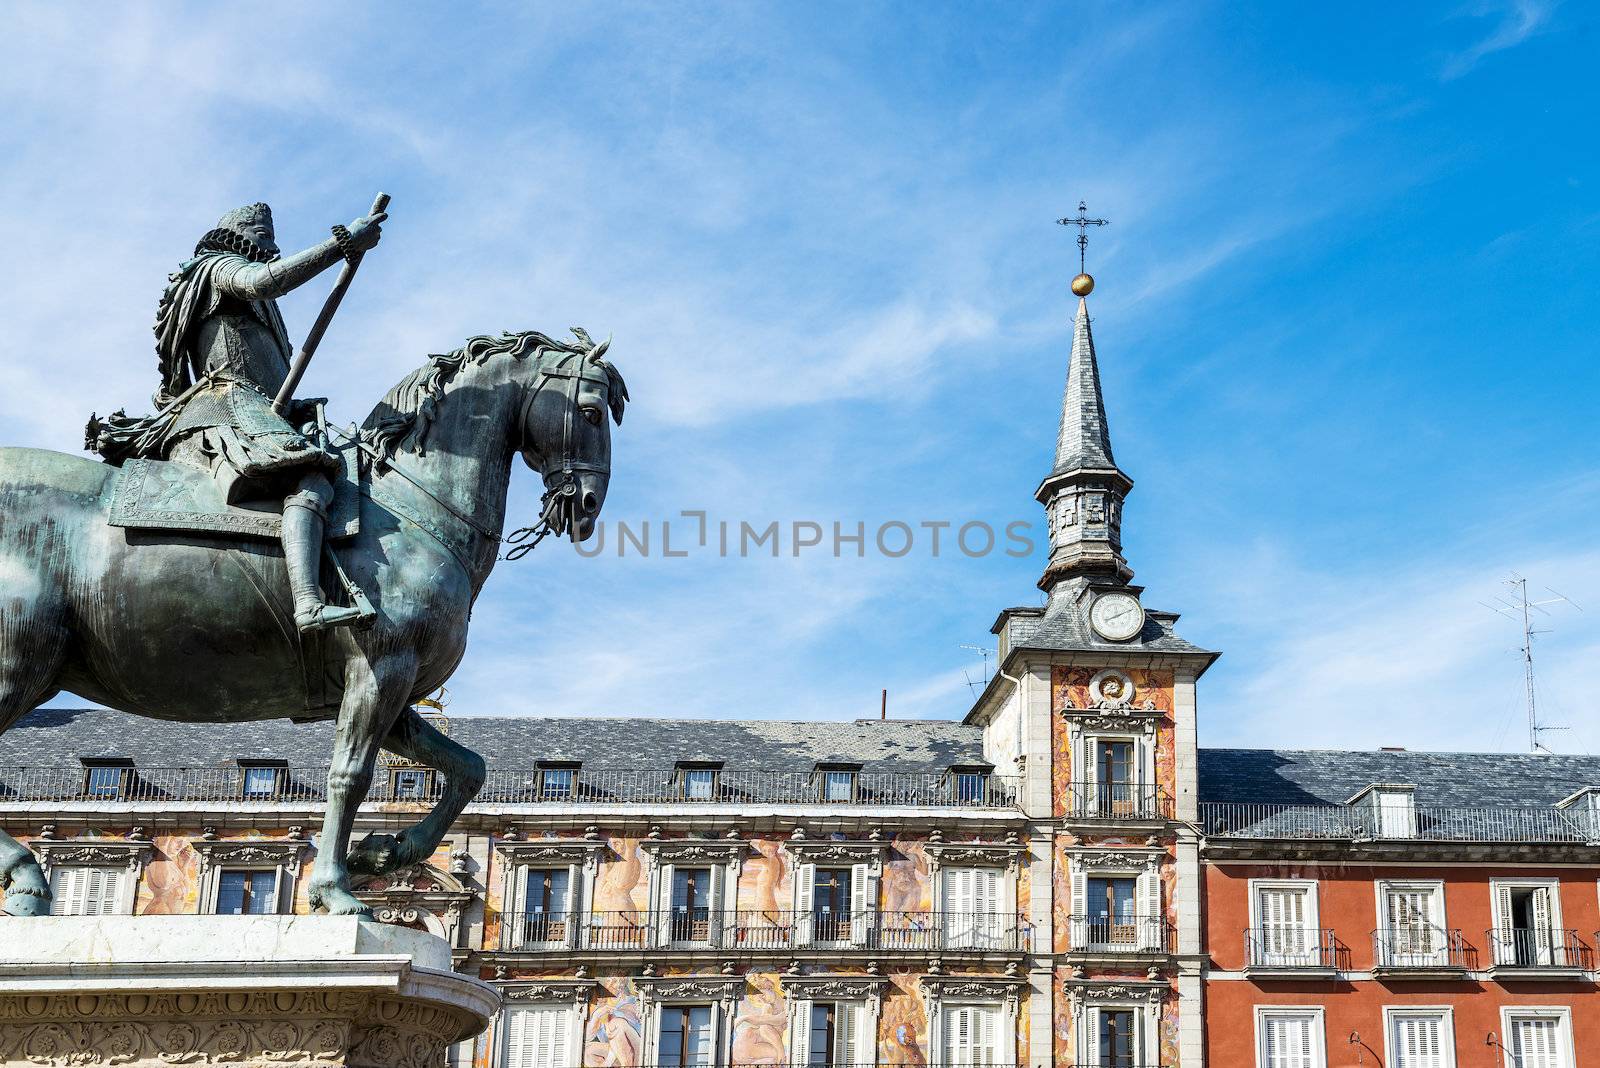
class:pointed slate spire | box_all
[1036,292,1134,590]
[1051,297,1118,476]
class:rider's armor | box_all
[151,203,367,633]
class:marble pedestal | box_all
[0,915,499,1067]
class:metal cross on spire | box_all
[1056,200,1108,275]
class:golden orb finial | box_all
[1071,272,1095,297]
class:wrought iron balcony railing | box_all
[497,909,1036,953]
[1243,926,1340,970]
[1063,784,1171,822]
[0,765,1022,810]
[1065,915,1173,955]
[1372,926,1472,971]
[1201,802,1598,843]
[1486,927,1590,970]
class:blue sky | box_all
[2,2,1595,752]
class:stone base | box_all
[0,915,499,1067]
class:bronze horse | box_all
[0,330,625,916]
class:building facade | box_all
[2,279,1598,1068]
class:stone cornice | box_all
[781,974,890,999]
[634,974,746,1005]
[635,839,750,865]
[1064,845,1165,871]
[493,838,609,866]
[919,974,1026,1009]
[780,839,889,868]
[32,839,153,874]
[500,979,598,1004]
[923,840,1027,872]
[190,837,308,875]
[1062,978,1166,1005]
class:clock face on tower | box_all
[1089,591,1144,642]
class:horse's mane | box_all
[361,328,628,457]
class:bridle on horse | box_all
[502,350,612,560]
[339,348,609,566]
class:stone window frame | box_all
[494,839,607,950]
[782,839,887,948]
[636,975,745,1067]
[33,838,152,915]
[1496,1005,1574,1068]
[1253,1005,1327,1068]
[1247,877,1322,941]
[1381,1005,1457,1068]
[493,979,597,1068]
[1064,846,1164,952]
[921,976,1024,1067]
[1373,877,1448,955]
[192,837,307,916]
[637,838,748,949]
[1064,980,1164,1068]
[784,975,886,1068]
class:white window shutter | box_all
[1069,865,1087,948]
[1391,1013,1446,1068]
[1261,1013,1316,1068]
[1510,1016,1561,1068]
[50,866,123,916]
[973,868,1000,948]
[1531,886,1554,965]
[1136,866,1161,950]
[1492,883,1516,965]
[838,1000,856,1068]
[709,863,727,946]
[656,862,675,946]
[788,1000,811,1067]
[502,1005,564,1068]
[850,862,874,946]
[795,862,815,947]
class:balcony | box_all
[1371,926,1472,977]
[496,909,1035,954]
[1063,784,1171,824]
[1065,915,1173,959]
[1243,927,1341,976]
[0,765,1023,810]
[1201,802,1598,843]
[1486,927,1591,978]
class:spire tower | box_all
[1039,205,1133,592]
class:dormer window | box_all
[676,762,721,801]
[238,761,286,800]
[537,762,580,802]
[946,764,993,804]
[814,763,861,803]
[80,759,133,800]
[1349,784,1417,839]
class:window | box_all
[1501,1009,1573,1068]
[500,1004,574,1068]
[1099,1008,1136,1068]
[1088,876,1138,947]
[1252,881,1319,967]
[942,1004,1001,1068]
[1385,1009,1454,1068]
[669,867,713,943]
[658,1004,714,1068]
[537,764,577,801]
[942,866,1004,949]
[1095,740,1136,815]
[519,868,571,946]
[677,765,719,800]
[48,866,124,916]
[949,768,991,803]
[215,869,278,915]
[1069,857,1161,953]
[1378,882,1447,967]
[81,761,131,800]
[239,764,283,799]
[811,867,853,943]
[819,768,857,802]
[390,768,434,799]
[1256,1008,1325,1068]
[1491,880,1562,967]
[801,1001,867,1068]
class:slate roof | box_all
[1050,296,1119,477]
[1199,748,1600,808]
[0,708,989,773]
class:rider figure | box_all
[152,202,385,633]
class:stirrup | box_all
[296,601,367,634]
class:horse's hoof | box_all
[309,886,372,917]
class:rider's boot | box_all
[284,476,363,634]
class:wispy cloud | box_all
[1441,0,1555,80]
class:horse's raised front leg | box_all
[345,706,487,879]
[307,653,416,916]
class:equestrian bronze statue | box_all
[0,198,627,917]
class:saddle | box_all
[107,444,362,542]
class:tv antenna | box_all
[1480,574,1580,753]
[959,644,995,699]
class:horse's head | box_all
[518,333,628,542]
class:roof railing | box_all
[1200,801,1599,843]
[0,765,1023,810]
